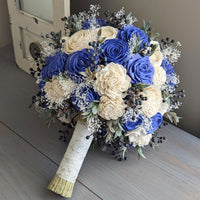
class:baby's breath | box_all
[161,41,181,64]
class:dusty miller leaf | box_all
[164,112,182,125]
[136,146,146,159]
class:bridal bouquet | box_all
[30,5,184,198]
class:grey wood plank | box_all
[79,124,200,200]
[0,55,71,163]
[0,122,100,200]
[0,46,200,200]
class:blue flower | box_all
[124,54,154,84]
[71,85,99,111]
[161,59,175,87]
[38,80,46,89]
[65,49,96,83]
[82,18,107,29]
[147,112,163,134]
[123,115,143,131]
[100,39,129,64]
[117,25,149,48]
[40,52,68,80]
[161,59,174,75]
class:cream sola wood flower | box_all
[149,41,163,67]
[94,62,131,99]
[158,102,169,115]
[153,66,166,87]
[62,29,97,54]
[98,95,126,120]
[149,41,167,87]
[140,85,162,118]
[94,62,131,120]
[126,127,152,147]
[62,26,118,54]
[44,76,76,105]
[97,26,118,42]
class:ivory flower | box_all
[158,102,169,115]
[63,29,97,54]
[98,26,118,42]
[153,66,166,87]
[94,63,131,99]
[44,78,76,104]
[59,79,76,98]
[126,127,152,147]
[141,85,162,118]
[149,41,163,68]
[98,96,126,120]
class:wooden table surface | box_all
[0,46,200,200]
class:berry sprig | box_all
[87,41,105,71]
[110,137,128,161]
[124,86,148,119]
[29,66,42,77]
[44,31,65,50]
[161,37,175,46]
[149,131,166,148]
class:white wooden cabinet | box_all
[7,0,70,74]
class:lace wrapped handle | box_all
[48,121,93,198]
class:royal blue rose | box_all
[117,25,149,48]
[65,49,96,83]
[71,85,99,111]
[161,59,175,87]
[100,39,129,64]
[123,115,143,131]
[124,54,154,84]
[161,59,174,75]
[38,80,46,89]
[147,112,163,134]
[82,18,107,29]
[40,52,68,80]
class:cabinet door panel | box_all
[19,0,53,22]
[7,0,70,74]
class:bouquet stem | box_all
[48,121,93,198]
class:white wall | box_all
[0,0,11,47]
[71,0,200,137]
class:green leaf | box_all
[126,12,132,19]
[88,102,95,109]
[136,146,146,159]
[66,14,82,36]
[122,146,127,159]
[92,100,100,103]
[164,112,182,125]
[81,111,90,116]
[92,105,98,115]
[107,121,115,133]
[105,131,113,143]
[151,32,160,40]
[142,20,151,34]
[147,44,157,57]
[116,128,122,137]
[142,19,146,30]
[118,122,124,131]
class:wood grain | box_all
[0,46,200,200]
[79,125,200,200]
[0,122,100,200]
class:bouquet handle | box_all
[48,121,93,198]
